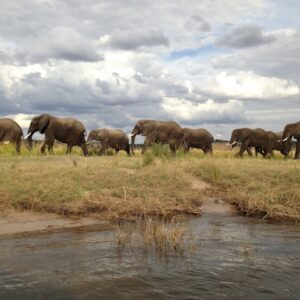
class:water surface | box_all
[0,214,299,300]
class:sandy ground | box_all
[0,210,111,236]
[0,177,235,236]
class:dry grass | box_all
[0,145,202,221]
[186,147,300,221]
[115,218,191,258]
[0,142,299,222]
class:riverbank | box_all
[0,146,299,226]
[0,210,111,236]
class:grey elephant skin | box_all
[183,128,214,154]
[248,131,291,158]
[268,131,291,157]
[26,114,88,155]
[230,128,273,157]
[87,129,130,155]
[0,118,23,154]
[281,121,300,159]
[131,120,184,154]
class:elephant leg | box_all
[142,136,152,154]
[169,144,176,154]
[183,144,190,153]
[208,145,213,154]
[240,142,250,157]
[66,144,73,154]
[47,143,54,154]
[264,145,272,158]
[295,139,300,159]
[46,138,54,154]
[16,139,21,155]
[246,147,252,157]
[125,144,130,156]
[79,143,88,156]
[99,146,105,155]
[41,140,48,154]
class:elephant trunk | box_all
[26,133,33,151]
[131,134,136,154]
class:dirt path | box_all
[188,175,236,216]
[0,210,111,236]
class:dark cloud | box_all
[101,30,170,50]
[216,25,276,48]
[213,29,300,86]
[185,15,211,32]
[0,0,298,139]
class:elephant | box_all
[0,118,23,154]
[87,128,130,155]
[279,121,300,159]
[131,120,184,154]
[230,128,273,157]
[25,114,88,155]
[182,128,214,154]
[249,131,291,158]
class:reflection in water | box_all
[0,215,299,300]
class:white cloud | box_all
[204,71,299,99]
[161,97,248,124]
[6,113,34,129]
[0,0,298,139]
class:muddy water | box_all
[0,214,300,300]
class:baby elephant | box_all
[183,128,214,154]
[87,129,130,155]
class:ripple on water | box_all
[0,215,299,300]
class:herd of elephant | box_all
[0,114,299,159]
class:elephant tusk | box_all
[87,139,99,145]
[24,133,32,139]
[230,141,237,146]
[282,137,289,142]
[276,139,282,143]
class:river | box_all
[0,213,299,300]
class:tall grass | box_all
[115,218,193,258]
[0,142,299,221]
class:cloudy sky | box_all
[1,0,299,140]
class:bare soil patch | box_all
[0,210,110,236]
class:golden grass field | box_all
[0,142,299,223]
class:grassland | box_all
[0,142,299,222]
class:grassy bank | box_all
[0,143,299,222]
[185,154,300,221]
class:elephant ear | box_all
[141,121,153,135]
[101,129,109,140]
[39,114,50,134]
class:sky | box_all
[0,0,299,140]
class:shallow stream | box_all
[0,213,299,299]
